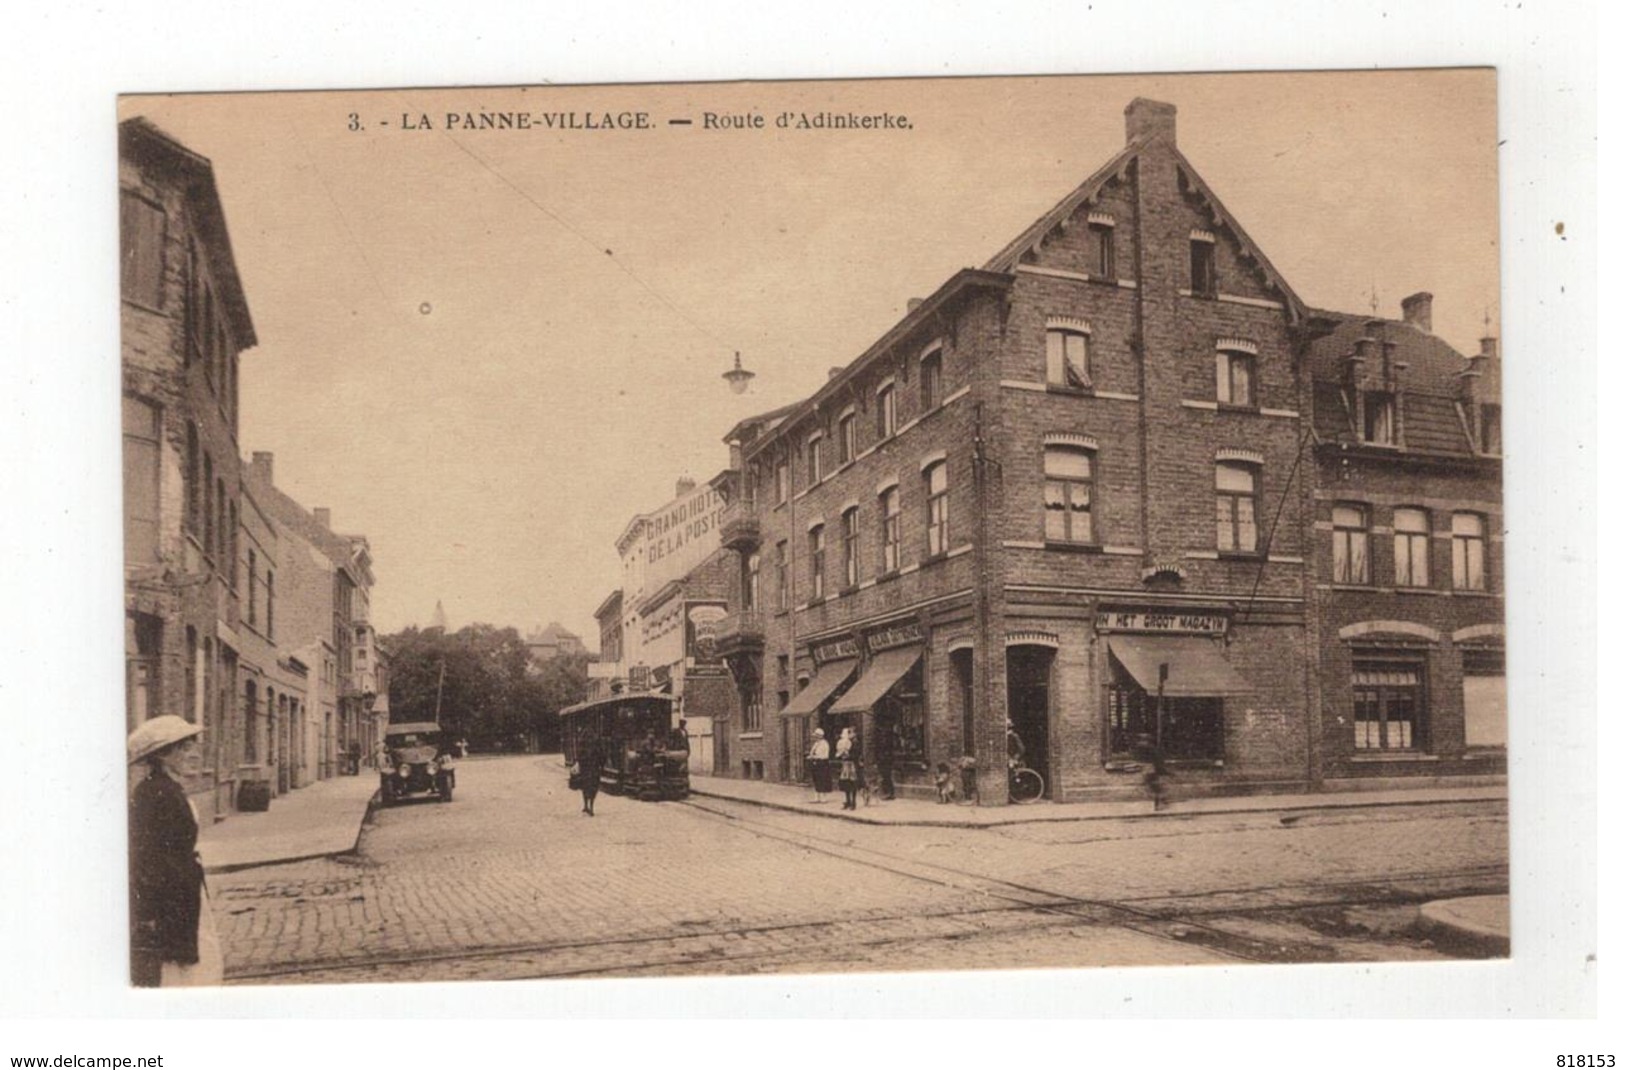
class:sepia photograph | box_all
[115,71,1521,989]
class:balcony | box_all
[714,609,766,657]
[719,496,762,552]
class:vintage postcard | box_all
[119,72,1509,988]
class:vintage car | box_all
[379,721,456,805]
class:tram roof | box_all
[558,692,676,718]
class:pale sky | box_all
[121,71,1499,642]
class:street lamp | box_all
[722,351,755,394]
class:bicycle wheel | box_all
[1010,767,1044,803]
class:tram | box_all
[559,693,690,801]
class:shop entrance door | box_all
[1005,645,1054,798]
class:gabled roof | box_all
[982,139,1307,324]
[119,117,257,349]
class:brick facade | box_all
[695,98,1499,805]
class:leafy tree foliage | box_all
[382,624,589,753]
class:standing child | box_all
[934,762,957,804]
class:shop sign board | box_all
[1096,609,1229,636]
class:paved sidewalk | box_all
[689,774,1507,828]
[198,773,377,873]
[1418,894,1511,954]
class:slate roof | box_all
[1307,310,1497,457]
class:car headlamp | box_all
[396,763,410,778]
[426,759,439,775]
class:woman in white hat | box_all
[127,715,222,987]
[805,728,832,803]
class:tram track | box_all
[226,796,1506,983]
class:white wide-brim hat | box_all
[127,715,202,766]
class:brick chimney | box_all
[313,507,331,529]
[250,451,274,483]
[1125,98,1177,146]
[1401,292,1433,333]
[906,297,924,312]
[1479,335,1498,361]
[674,476,696,498]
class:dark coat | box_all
[129,769,203,979]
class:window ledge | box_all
[874,569,901,585]
[1045,384,1095,398]
[919,552,949,569]
[1043,540,1103,554]
[1216,551,1265,562]
[738,732,764,741]
[838,584,860,598]
[805,596,826,609]
[1452,589,1498,598]
[1216,402,1261,415]
[1330,582,1378,591]
[1349,752,1440,762]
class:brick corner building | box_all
[707,98,1503,804]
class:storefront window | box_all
[1352,659,1425,751]
[877,659,927,765]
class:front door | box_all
[1005,645,1054,797]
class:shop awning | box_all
[1108,636,1253,697]
[828,647,922,717]
[778,658,858,717]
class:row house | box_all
[244,452,380,781]
[121,117,261,821]
[708,99,1501,802]
[1306,296,1505,781]
[590,478,742,774]
[121,117,387,815]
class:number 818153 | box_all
[1557,1057,1615,1067]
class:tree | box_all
[381,624,590,753]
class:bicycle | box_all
[1008,761,1044,804]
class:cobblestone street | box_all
[213,756,1508,984]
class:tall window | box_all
[924,460,949,557]
[775,459,789,505]
[841,507,860,589]
[185,424,199,534]
[775,540,789,611]
[1043,445,1095,543]
[745,552,761,611]
[266,569,275,640]
[122,397,161,563]
[203,455,215,557]
[920,348,943,411]
[838,412,857,466]
[808,525,826,600]
[880,485,901,573]
[876,384,897,439]
[806,435,822,485]
[1364,392,1397,444]
[1190,237,1217,296]
[1092,223,1115,279]
[215,477,227,564]
[1215,462,1259,553]
[1331,504,1370,584]
[1393,508,1431,588]
[1353,659,1424,751]
[243,680,258,763]
[1480,403,1502,454]
[1045,327,1091,390]
[248,549,258,624]
[1452,513,1487,590]
[1216,350,1255,407]
[119,192,166,308]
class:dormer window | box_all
[1364,392,1397,445]
[837,410,857,466]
